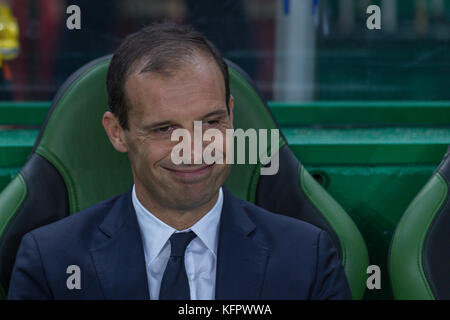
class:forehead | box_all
[124,55,226,122]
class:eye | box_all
[204,119,219,126]
[154,126,174,134]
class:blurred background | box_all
[1,0,450,102]
[1,0,450,300]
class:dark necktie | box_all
[159,231,197,300]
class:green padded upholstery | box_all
[36,58,133,214]
[0,56,369,299]
[390,146,450,300]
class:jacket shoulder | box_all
[241,198,325,240]
[27,191,125,245]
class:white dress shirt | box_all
[132,185,223,300]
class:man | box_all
[8,23,351,300]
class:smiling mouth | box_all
[164,164,214,178]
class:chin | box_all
[170,184,220,209]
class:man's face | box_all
[120,56,233,212]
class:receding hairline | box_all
[123,50,226,114]
[127,46,220,80]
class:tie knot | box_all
[169,231,196,257]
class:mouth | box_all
[163,164,214,179]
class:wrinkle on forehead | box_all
[124,54,226,124]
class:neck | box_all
[134,185,220,230]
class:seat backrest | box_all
[0,56,369,299]
[389,145,450,299]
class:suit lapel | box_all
[88,186,270,300]
[215,188,270,299]
[89,187,149,299]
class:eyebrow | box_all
[201,109,228,119]
[142,120,173,131]
[142,108,228,131]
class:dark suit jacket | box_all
[8,186,352,299]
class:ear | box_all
[228,95,234,127]
[102,111,128,153]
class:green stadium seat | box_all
[0,55,369,299]
[389,145,450,299]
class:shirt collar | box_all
[190,187,223,258]
[132,185,223,263]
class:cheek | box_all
[126,134,172,175]
[203,128,230,158]
[139,141,174,169]
[218,127,232,153]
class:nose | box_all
[170,121,225,166]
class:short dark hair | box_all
[106,22,230,130]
